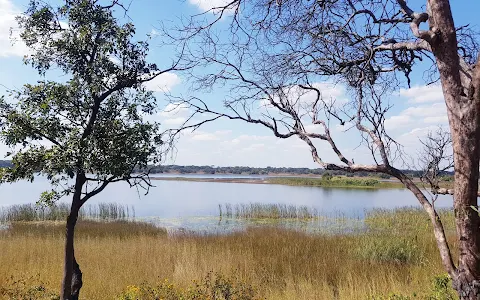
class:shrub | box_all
[117,272,259,300]
[428,274,456,300]
[0,275,59,300]
[322,172,333,181]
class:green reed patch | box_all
[355,235,424,265]
[0,202,134,222]
[219,203,320,219]
[364,208,456,234]
[267,176,387,188]
[1,219,166,239]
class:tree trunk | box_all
[71,255,83,300]
[61,174,85,300]
[61,209,79,300]
[428,1,480,298]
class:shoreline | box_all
[150,175,454,190]
[149,176,407,189]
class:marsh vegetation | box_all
[0,205,458,299]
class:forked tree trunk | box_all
[428,1,480,298]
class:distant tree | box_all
[169,0,480,298]
[0,0,184,299]
[322,172,333,181]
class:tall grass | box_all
[0,207,458,299]
[0,202,134,222]
[220,203,320,219]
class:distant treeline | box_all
[0,160,12,168]
[139,165,453,178]
[0,160,453,178]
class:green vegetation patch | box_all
[0,202,134,222]
[117,272,259,300]
[267,176,400,189]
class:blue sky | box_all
[0,0,479,168]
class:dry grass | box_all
[0,208,458,299]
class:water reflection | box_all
[1,176,453,233]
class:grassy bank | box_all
[152,175,455,191]
[0,207,458,299]
[266,177,402,189]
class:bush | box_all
[322,172,333,180]
[0,275,59,300]
[117,272,258,300]
[428,274,456,300]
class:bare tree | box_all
[164,0,480,298]
[419,127,455,197]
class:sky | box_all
[0,0,479,168]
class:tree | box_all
[0,1,183,298]
[168,0,480,298]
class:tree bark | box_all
[61,174,85,300]
[428,1,480,298]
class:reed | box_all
[0,207,458,299]
[220,203,320,219]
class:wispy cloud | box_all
[143,73,181,92]
[0,0,29,57]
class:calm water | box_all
[0,175,453,232]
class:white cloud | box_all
[189,130,232,141]
[424,116,449,124]
[384,115,412,129]
[159,103,190,118]
[397,126,442,148]
[144,73,181,92]
[0,0,29,57]
[239,143,265,152]
[401,102,446,118]
[163,117,187,125]
[399,84,444,104]
[385,102,447,131]
[188,0,235,12]
[191,133,219,141]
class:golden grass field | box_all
[0,208,459,299]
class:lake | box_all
[0,175,453,233]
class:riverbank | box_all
[151,175,454,190]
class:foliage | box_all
[0,275,59,300]
[117,272,258,300]
[0,0,165,203]
[322,172,333,180]
[369,274,456,300]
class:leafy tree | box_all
[169,0,480,298]
[0,0,183,299]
